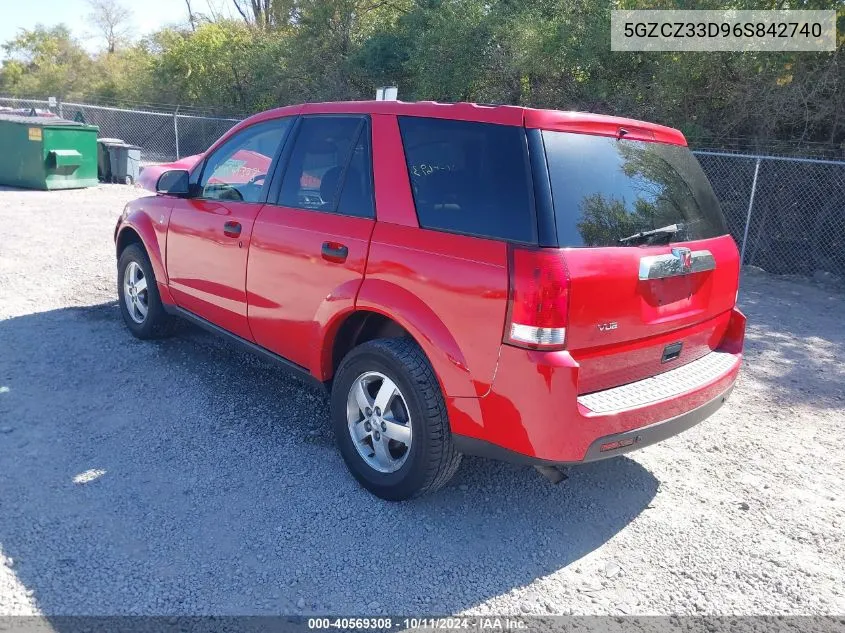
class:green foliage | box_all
[1,0,842,148]
[146,22,285,112]
[0,26,94,99]
[578,194,639,247]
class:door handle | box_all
[321,241,349,263]
[223,221,242,238]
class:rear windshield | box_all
[542,131,728,247]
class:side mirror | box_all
[156,169,190,196]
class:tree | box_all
[185,0,198,31]
[149,21,284,112]
[278,0,412,102]
[87,0,133,53]
[232,0,274,28]
[0,0,841,152]
[0,25,94,98]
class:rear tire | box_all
[117,244,177,339]
[331,338,462,500]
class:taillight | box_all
[504,246,570,350]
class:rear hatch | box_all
[538,129,739,394]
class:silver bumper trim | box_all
[578,350,739,414]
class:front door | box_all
[166,117,293,340]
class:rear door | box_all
[536,130,740,393]
[246,115,375,369]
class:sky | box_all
[0,0,233,55]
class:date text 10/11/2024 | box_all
[307,617,529,630]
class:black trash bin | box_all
[96,138,124,182]
[108,143,142,185]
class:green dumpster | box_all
[0,114,99,190]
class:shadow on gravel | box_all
[0,303,657,615]
[738,273,845,409]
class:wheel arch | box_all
[115,214,168,287]
[319,279,475,398]
[116,225,143,258]
[328,310,412,375]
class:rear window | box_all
[398,117,535,243]
[542,131,728,247]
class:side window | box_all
[397,117,535,243]
[336,129,375,218]
[199,118,291,203]
[278,117,364,212]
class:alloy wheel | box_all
[123,260,149,324]
[346,371,413,473]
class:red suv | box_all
[115,101,745,500]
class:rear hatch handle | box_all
[639,248,716,280]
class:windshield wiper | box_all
[618,223,684,245]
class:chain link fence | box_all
[2,95,844,280]
[696,152,845,280]
[0,96,240,163]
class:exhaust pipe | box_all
[535,465,568,485]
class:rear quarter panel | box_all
[359,224,509,399]
[357,114,510,402]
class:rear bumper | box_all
[580,384,733,462]
[454,384,734,466]
[450,308,745,464]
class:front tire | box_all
[331,338,462,501]
[117,243,176,339]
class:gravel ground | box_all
[0,184,843,617]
